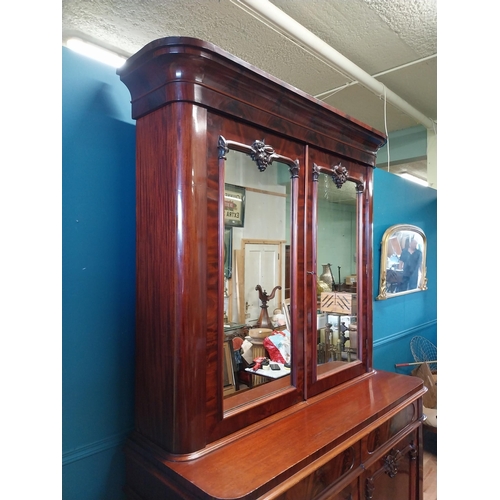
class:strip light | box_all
[66,37,126,68]
[398,172,428,187]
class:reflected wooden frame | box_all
[376,224,427,300]
[224,227,233,279]
[283,299,291,331]
[223,340,236,396]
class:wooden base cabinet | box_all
[122,371,424,500]
[117,38,425,500]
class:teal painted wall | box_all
[317,199,356,280]
[62,47,136,500]
[62,47,437,498]
[377,125,427,165]
[372,169,437,374]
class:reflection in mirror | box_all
[315,171,358,371]
[376,224,427,300]
[219,137,295,400]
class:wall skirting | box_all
[373,320,437,348]
[62,428,133,466]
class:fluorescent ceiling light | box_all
[66,37,126,68]
[398,172,428,187]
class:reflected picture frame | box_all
[224,184,246,228]
[376,224,427,300]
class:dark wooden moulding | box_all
[117,37,426,500]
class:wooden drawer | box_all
[361,428,419,500]
[361,401,418,461]
[272,444,361,500]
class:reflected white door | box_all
[244,242,282,323]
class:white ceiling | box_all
[62,0,437,181]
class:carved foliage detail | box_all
[250,140,276,172]
[364,441,418,499]
[384,451,399,478]
[219,136,299,179]
[331,163,348,188]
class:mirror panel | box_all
[219,137,296,403]
[315,170,359,373]
[376,224,427,300]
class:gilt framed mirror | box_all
[376,224,427,300]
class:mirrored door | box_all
[314,169,358,371]
[306,154,369,395]
[218,136,298,407]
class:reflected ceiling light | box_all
[66,37,126,68]
[398,172,428,187]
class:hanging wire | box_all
[383,85,390,172]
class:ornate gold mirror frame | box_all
[376,224,427,300]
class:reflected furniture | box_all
[117,37,426,500]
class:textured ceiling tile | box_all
[363,0,437,56]
[323,84,421,133]
[378,57,437,120]
[271,0,425,73]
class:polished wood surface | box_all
[133,103,210,453]
[125,371,425,499]
[117,37,423,499]
[118,37,386,165]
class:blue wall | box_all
[372,169,437,374]
[62,47,136,500]
[377,125,428,165]
[62,47,437,498]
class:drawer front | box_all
[362,428,419,500]
[361,401,418,460]
[273,444,361,500]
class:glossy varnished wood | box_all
[116,37,425,500]
[124,371,425,499]
[134,103,209,453]
[118,37,385,166]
